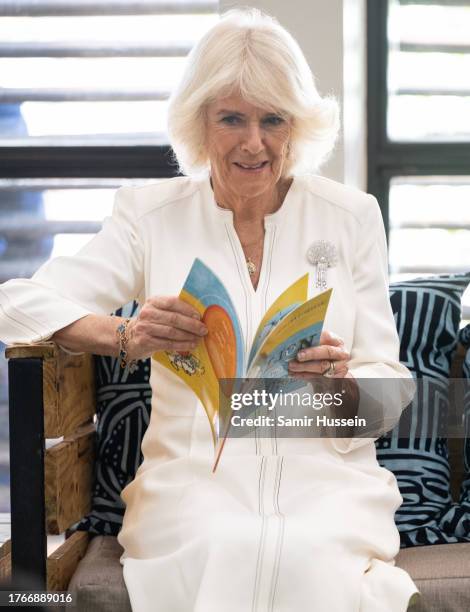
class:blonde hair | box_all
[167,7,340,177]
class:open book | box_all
[152,258,331,469]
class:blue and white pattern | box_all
[458,324,470,520]
[73,301,152,536]
[376,273,470,548]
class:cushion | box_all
[67,535,131,612]
[375,273,470,548]
[72,301,152,536]
[68,536,470,612]
[395,541,470,611]
[457,324,470,514]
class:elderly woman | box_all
[0,9,420,612]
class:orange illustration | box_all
[202,304,237,379]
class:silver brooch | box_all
[307,240,338,289]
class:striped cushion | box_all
[458,324,470,516]
[376,273,470,548]
[74,301,151,536]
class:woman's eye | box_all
[221,115,240,125]
[263,115,285,126]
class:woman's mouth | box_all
[233,161,269,173]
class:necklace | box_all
[246,257,256,276]
[212,190,271,279]
[243,241,262,277]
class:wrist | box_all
[116,317,138,372]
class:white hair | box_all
[167,7,340,177]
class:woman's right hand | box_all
[125,296,208,361]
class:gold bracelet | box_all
[116,318,138,372]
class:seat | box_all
[66,534,470,612]
[0,340,468,612]
[396,542,470,612]
[67,536,131,612]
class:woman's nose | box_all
[240,122,265,154]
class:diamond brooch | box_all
[306,240,338,289]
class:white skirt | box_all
[117,412,420,612]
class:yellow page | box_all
[255,288,332,363]
[248,274,308,367]
[152,288,220,446]
[254,273,308,339]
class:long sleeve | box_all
[330,195,415,453]
[0,186,144,345]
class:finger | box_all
[296,345,350,363]
[143,323,205,343]
[289,359,329,375]
[319,330,344,347]
[321,361,349,378]
[330,363,349,378]
[145,306,208,336]
[288,359,349,376]
[149,296,202,320]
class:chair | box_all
[0,341,469,612]
[0,343,96,599]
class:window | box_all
[0,0,219,270]
[0,1,220,513]
[367,0,470,316]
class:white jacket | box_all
[0,174,420,611]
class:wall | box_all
[219,0,367,190]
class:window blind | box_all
[368,0,470,317]
[0,0,219,280]
[0,0,219,145]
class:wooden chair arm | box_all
[5,342,97,590]
[6,341,96,438]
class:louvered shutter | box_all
[368,0,470,318]
[0,0,219,281]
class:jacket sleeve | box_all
[0,186,145,346]
[329,194,415,454]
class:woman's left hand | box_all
[287,330,353,379]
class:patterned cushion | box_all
[375,273,470,548]
[458,324,470,511]
[73,301,151,536]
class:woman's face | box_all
[205,93,292,199]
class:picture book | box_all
[152,258,331,469]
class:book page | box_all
[213,290,332,472]
[247,273,309,368]
[152,258,244,445]
[249,288,332,378]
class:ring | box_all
[323,360,335,377]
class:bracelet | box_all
[116,318,138,372]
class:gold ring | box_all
[323,360,335,377]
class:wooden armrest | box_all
[46,423,96,535]
[5,341,57,360]
[47,531,90,591]
[0,540,11,584]
[6,341,98,589]
[0,531,91,591]
[6,341,96,438]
